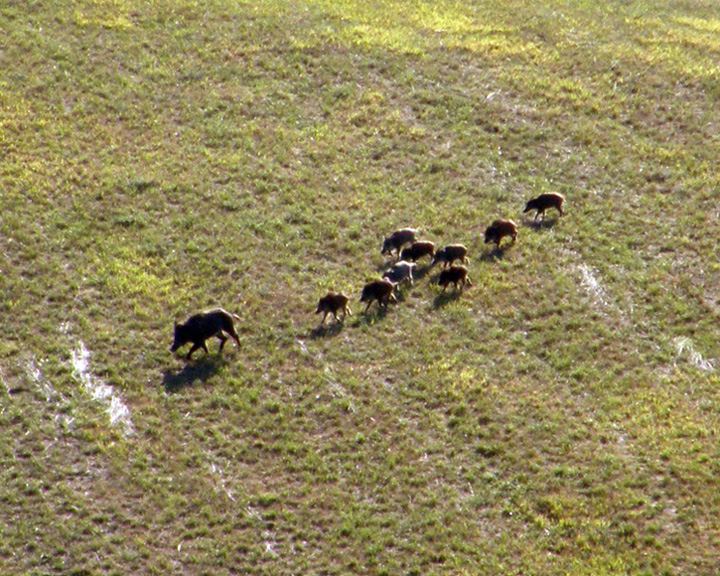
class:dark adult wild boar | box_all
[381,228,418,258]
[431,244,468,268]
[171,308,241,360]
[438,265,472,292]
[484,219,518,248]
[523,193,564,221]
[316,292,352,324]
[400,240,435,263]
[360,279,397,313]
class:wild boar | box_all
[431,244,468,268]
[316,292,352,324]
[381,228,418,258]
[400,240,436,263]
[438,265,472,292]
[484,219,518,248]
[382,260,416,287]
[523,193,565,221]
[360,279,398,313]
[171,308,241,360]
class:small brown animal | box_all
[400,240,436,263]
[360,279,398,313]
[381,228,418,258]
[431,244,468,268]
[523,193,564,221]
[438,265,472,292]
[484,219,518,248]
[171,308,241,360]
[316,292,352,324]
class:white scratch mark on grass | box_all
[246,506,262,521]
[263,532,279,557]
[563,247,617,316]
[296,339,309,356]
[570,257,632,330]
[18,355,76,429]
[71,341,134,435]
[577,263,608,307]
[245,507,280,557]
[24,355,57,401]
[672,337,714,372]
[207,459,236,502]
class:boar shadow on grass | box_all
[309,322,344,340]
[480,244,512,262]
[523,216,559,231]
[413,264,432,282]
[162,357,226,394]
[433,290,463,309]
[351,306,390,327]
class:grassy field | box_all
[2,0,720,574]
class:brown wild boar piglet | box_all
[523,193,564,221]
[400,240,436,263]
[360,279,398,313]
[431,244,468,268]
[438,265,472,292]
[484,219,518,248]
[171,308,241,360]
[381,228,418,258]
[316,292,352,325]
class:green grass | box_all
[2,0,720,574]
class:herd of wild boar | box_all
[171,193,565,359]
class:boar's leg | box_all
[216,333,228,352]
[187,342,204,360]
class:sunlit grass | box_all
[1,0,720,574]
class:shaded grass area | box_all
[2,0,720,574]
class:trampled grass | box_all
[2,0,720,574]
